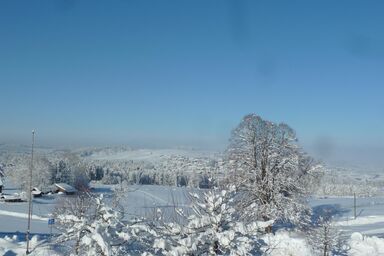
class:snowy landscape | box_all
[1,115,384,255]
[2,0,384,255]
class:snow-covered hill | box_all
[83,148,217,163]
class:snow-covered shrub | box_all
[151,187,260,255]
[55,194,129,256]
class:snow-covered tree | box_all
[55,193,129,256]
[226,114,322,228]
[307,216,349,256]
[151,187,260,255]
[54,192,159,256]
[51,153,90,190]
[4,153,52,190]
[51,160,74,185]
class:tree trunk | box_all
[265,225,273,233]
[323,244,327,256]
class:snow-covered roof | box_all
[32,187,42,195]
[54,183,77,193]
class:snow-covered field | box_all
[1,146,384,255]
[310,197,384,238]
[1,182,384,255]
[0,183,191,234]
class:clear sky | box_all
[0,1,383,165]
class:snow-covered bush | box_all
[150,187,260,255]
[54,194,129,256]
[54,192,161,256]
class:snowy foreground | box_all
[1,184,384,255]
[1,230,383,256]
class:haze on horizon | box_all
[1,1,384,170]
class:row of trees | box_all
[315,169,383,197]
[3,152,89,191]
[89,155,221,188]
[2,150,220,191]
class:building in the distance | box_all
[54,183,77,195]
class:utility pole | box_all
[26,130,35,254]
[354,192,357,219]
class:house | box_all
[32,187,42,197]
[54,183,77,195]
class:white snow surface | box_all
[0,235,61,256]
[349,232,384,256]
[262,231,313,256]
[260,231,384,256]
[337,215,384,226]
[1,231,384,256]
[0,210,48,221]
[1,182,384,255]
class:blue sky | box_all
[0,1,383,161]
